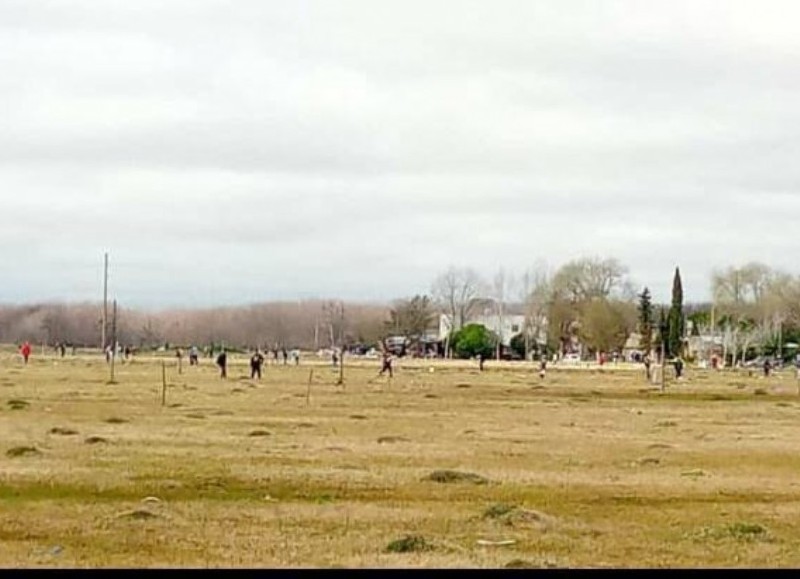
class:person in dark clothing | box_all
[539,357,547,379]
[281,348,288,365]
[643,354,652,381]
[764,358,773,377]
[673,357,684,379]
[216,350,227,379]
[250,350,265,379]
[478,352,485,371]
[379,352,393,378]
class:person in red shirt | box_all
[20,341,31,364]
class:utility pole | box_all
[101,252,109,350]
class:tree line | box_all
[4,259,800,363]
[391,259,800,362]
[0,300,388,352]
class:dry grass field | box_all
[3,347,800,568]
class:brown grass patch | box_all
[2,357,800,568]
[425,470,489,485]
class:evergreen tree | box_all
[655,306,667,362]
[638,287,653,356]
[667,267,685,358]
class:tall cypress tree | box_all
[638,287,653,356]
[667,267,685,358]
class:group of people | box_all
[641,353,795,381]
[206,348,395,381]
[174,346,201,366]
[211,347,303,379]
[17,341,75,364]
[103,344,139,363]
[642,354,685,381]
[17,335,795,387]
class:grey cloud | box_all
[2,0,800,307]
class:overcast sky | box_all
[2,0,798,308]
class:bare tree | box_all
[519,262,551,360]
[491,267,515,360]
[712,262,783,364]
[0,299,389,352]
[551,257,629,303]
[40,305,70,346]
[385,295,436,353]
[431,267,485,357]
[322,300,346,349]
[548,257,631,356]
[579,298,637,356]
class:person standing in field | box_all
[189,345,199,366]
[378,351,393,378]
[643,353,652,381]
[539,356,547,379]
[216,349,228,379]
[292,349,300,365]
[673,356,685,379]
[250,350,265,379]
[20,341,31,364]
[281,347,288,365]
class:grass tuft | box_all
[425,470,489,485]
[386,535,432,553]
[49,427,79,435]
[7,445,40,458]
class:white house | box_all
[438,313,528,347]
